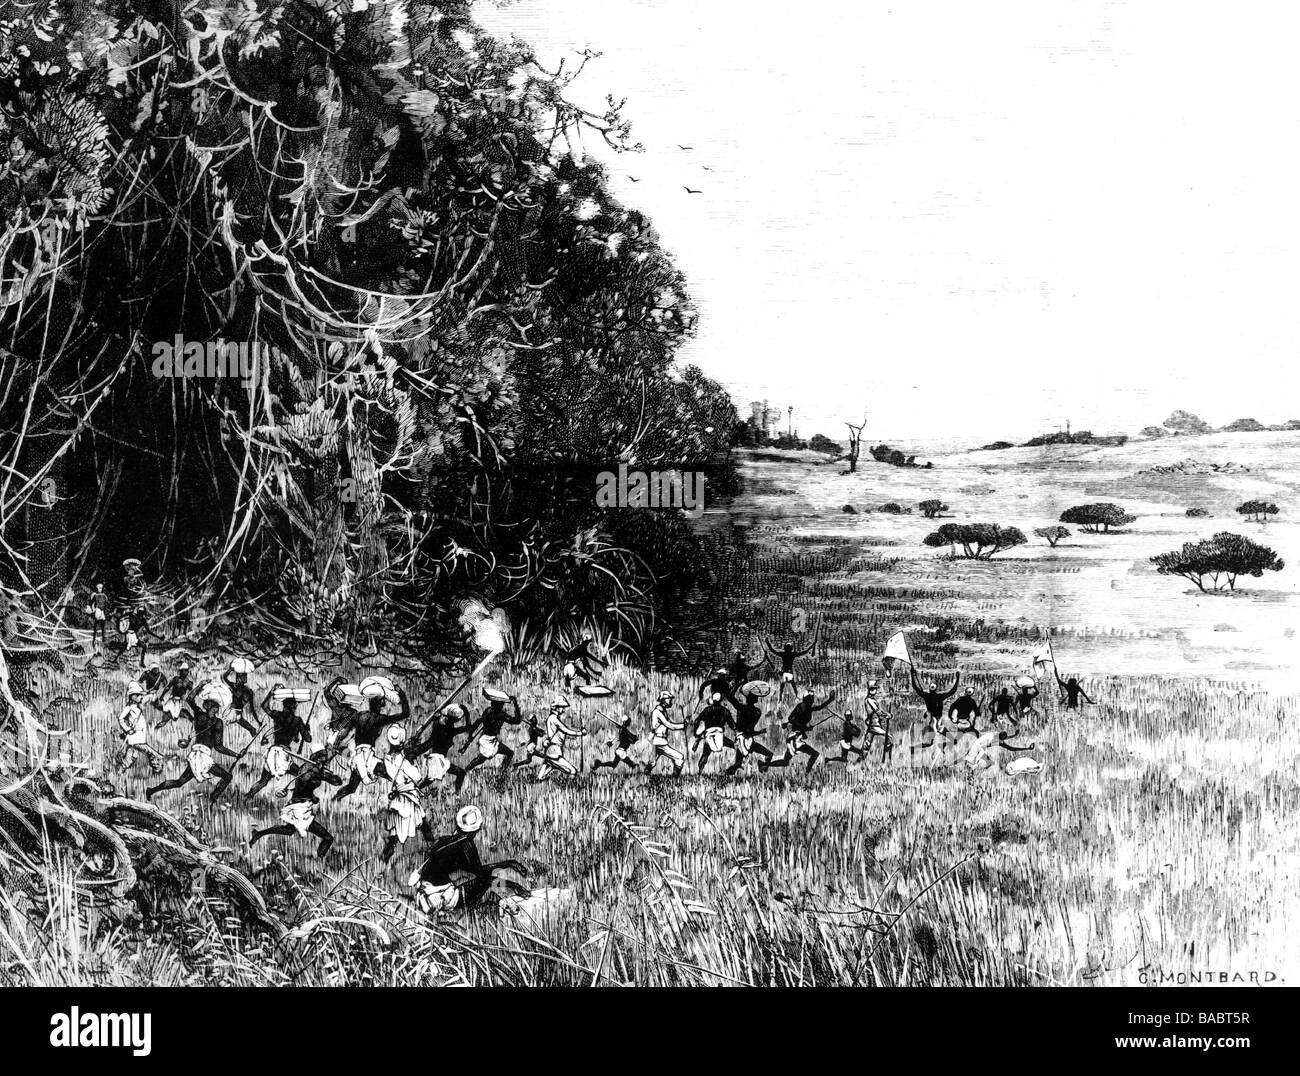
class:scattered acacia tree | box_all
[1060,503,1137,533]
[1236,500,1280,523]
[1151,533,1284,593]
[1033,525,1070,547]
[923,523,1027,560]
[918,499,948,518]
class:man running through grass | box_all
[826,709,865,765]
[1015,680,1040,723]
[461,692,523,783]
[334,683,411,802]
[246,683,311,798]
[592,712,641,773]
[645,691,686,775]
[763,689,836,771]
[726,649,764,690]
[407,704,473,792]
[694,692,735,774]
[725,688,774,775]
[155,658,195,727]
[222,657,260,735]
[118,681,164,775]
[1055,670,1095,711]
[536,696,585,781]
[517,712,545,770]
[250,746,342,857]
[377,726,436,863]
[146,696,238,803]
[699,666,739,707]
[559,633,607,687]
[988,686,1018,729]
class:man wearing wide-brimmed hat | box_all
[537,695,584,781]
[118,681,164,774]
[409,805,485,914]
[645,691,685,775]
[377,726,435,863]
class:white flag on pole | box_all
[1031,637,1055,676]
[882,631,912,671]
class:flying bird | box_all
[683,186,702,194]
[702,165,714,171]
[627,175,641,182]
[678,144,694,150]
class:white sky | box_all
[475,0,1300,447]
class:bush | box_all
[1185,507,1210,518]
[870,444,920,468]
[1151,532,1284,592]
[1221,418,1266,432]
[809,434,842,455]
[1164,410,1212,435]
[1060,503,1137,533]
[923,523,1027,559]
[1033,525,1070,547]
[1236,500,1279,523]
[878,502,905,514]
[841,504,857,514]
[918,499,948,519]
[1140,426,1169,439]
[980,441,1016,451]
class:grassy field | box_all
[5,432,1299,986]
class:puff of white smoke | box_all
[457,597,509,658]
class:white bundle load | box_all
[575,684,613,699]
[272,687,312,704]
[359,675,400,708]
[330,682,367,709]
[482,686,512,703]
[1006,756,1043,776]
[1015,675,1037,688]
[228,657,254,676]
[194,679,233,711]
[740,680,773,698]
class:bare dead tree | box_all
[843,416,867,474]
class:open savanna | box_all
[5,434,1298,986]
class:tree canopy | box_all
[1151,532,1284,592]
[1236,500,1280,523]
[0,0,736,660]
[1033,525,1069,547]
[1059,503,1136,533]
[923,522,1026,559]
